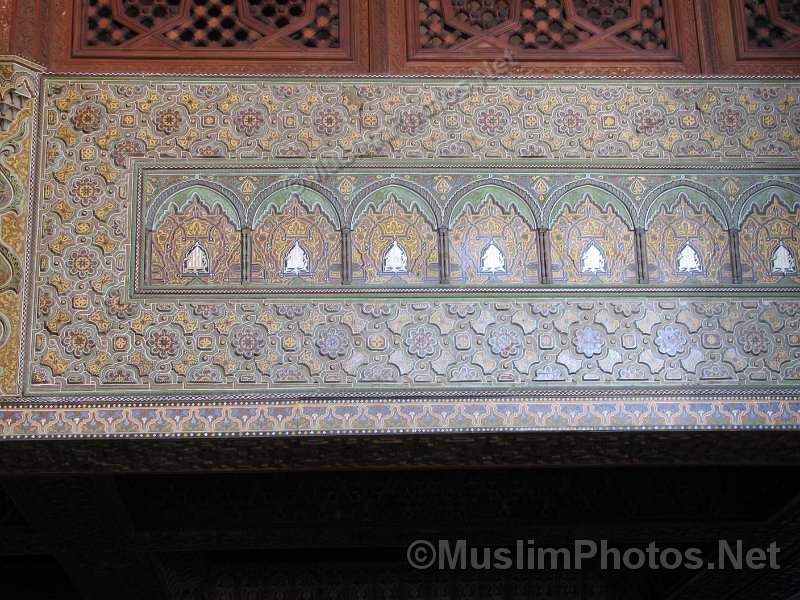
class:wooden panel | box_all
[384,0,701,74]
[44,0,369,73]
[698,0,800,74]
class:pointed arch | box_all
[448,189,540,285]
[349,179,439,229]
[545,181,635,229]
[146,180,245,230]
[445,179,540,229]
[642,184,730,230]
[736,183,800,228]
[350,188,439,285]
[737,185,800,284]
[248,179,342,229]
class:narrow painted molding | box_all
[539,228,552,285]
[438,227,450,285]
[341,227,352,285]
[241,227,251,284]
[635,228,649,285]
[729,228,742,284]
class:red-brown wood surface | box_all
[705,0,800,74]
[45,0,370,73]
[4,1,800,76]
[384,0,702,74]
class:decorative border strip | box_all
[40,73,800,81]
[18,62,44,397]
[1,389,799,439]
[129,286,800,297]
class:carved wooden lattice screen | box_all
[700,0,800,73]
[414,0,671,53]
[80,0,341,49]
[390,0,701,73]
[740,0,800,50]
[4,0,800,73]
[66,0,367,71]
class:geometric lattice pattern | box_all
[81,0,340,49]
[27,293,800,394]
[415,0,669,52]
[743,0,800,49]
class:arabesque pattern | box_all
[645,195,732,284]
[149,198,241,286]
[0,61,37,396]
[6,73,800,438]
[449,195,540,285]
[549,195,637,284]
[251,195,341,286]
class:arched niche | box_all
[147,181,244,231]
[549,189,637,284]
[351,190,439,285]
[250,183,342,230]
[250,192,342,286]
[644,190,732,284]
[448,191,540,285]
[738,188,800,284]
[350,184,439,230]
[148,194,241,287]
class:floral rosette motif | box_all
[153,108,183,135]
[233,106,266,136]
[396,107,429,136]
[66,248,99,279]
[71,104,104,133]
[476,107,508,136]
[573,326,604,358]
[489,326,522,359]
[715,107,746,136]
[146,327,180,359]
[231,325,266,359]
[554,108,586,136]
[62,327,96,358]
[315,327,350,359]
[314,107,344,136]
[634,108,665,135]
[738,324,771,356]
[654,325,687,357]
[405,326,438,358]
[70,177,102,207]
